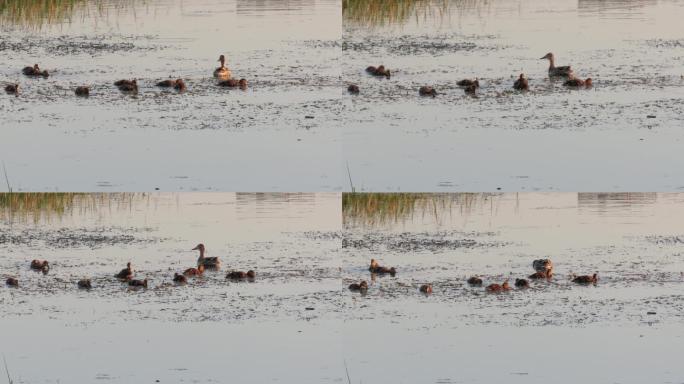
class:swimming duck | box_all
[419,86,437,97]
[540,53,573,77]
[173,273,187,284]
[214,55,232,79]
[467,276,483,286]
[115,262,133,280]
[347,84,360,94]
[193,243,221,269]
[366,65,390,78]
[22,64,49,78]
[528,271,550,279]
[532,259,553,274]
[6,277,18,287]
[5,84,18,95]
[368,259,396,276]
[563,77,592,88]
[115,79,138,93]
[156,79,177,88]
[513,74,529,91]
[486,280,511,293]
[226,270,256,280]
[114,79,135,87]
[75,86,89,97]
[457,78,479,88]
[174,79,187,92]
[348,280,368,291]
[464,84,478,95]
[514,278,529,288]
[217,78,248,89]
[30,259,49,272]
[77,279,92,289]
[572,273,598,285]
[419,284,433,294]
[183,264,205,277]
[128,279,148,288]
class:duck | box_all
[115,262,133,280]
[22,64,49,78]
[532,259,553,275]
[174,79,187,92]
[5,84,19,95]
[347,84,360,94]
[563,77,592,88]
[74,86,89,97]
[115,79,138,93]
[214,55,232,79]
[513,74,529,91]
[114,79,136,87]
[419,284,433,294]
[467,276,483,286]
[464,84,478,95]
[457,78,479,88]
[217,78,248,89]
[193,243,220,269]
[540,53,573,77]
[128,279,148,288]
[486,280,511,293]
[348,280,368,291]
[572,273,598,285]
[528,271,550,279]
[514,278,529,288]
[368,259,396,276]
[226,270,256,280]
[183,264,205,277]
[77,279,92,289]
[30,259,49,272]
[156,78,177,88]
[366,65,390,78]
[419,86,437,97]
[173,273,187,284]
[6,277,18,287]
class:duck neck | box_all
[220,58,226,69]
[198,248,205,260]
[548,57,555,70]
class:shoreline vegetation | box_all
[0,0,139,28]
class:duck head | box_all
[192,243,205,252]
[585,78,593,87]
[502,280,510,290]
[540,52,554,61]
[369,259,379,269]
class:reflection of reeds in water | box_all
[0,0,138,28]
[343,0,450,27]
[343,192,492,227]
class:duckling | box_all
[116,79,138,93]
[226,270,256,280]
[572,273,598,285]
[486,280,511,293]
[540,53,573,77]
[128,279,148,288]
[457,78,479,88]
[419,86,437,97]
[114,79,136,87]
[467,276,483,286]
[419,284,433,294]
[368,259,396,276]
[183,263,205,277]
[156,79,177,88]
[528,271,551,279]
[77,279,92,289]
[563,77,593,88]
[217,78,248,89]
[513,74,529,91]
[366,65,390,78]
[6,277,18,287]
[348,280,368,291]
[193,243,220,269]
[174,79,187,92]
[214,55,232,79]
[5,84,19,95]
[347,84,360,94]
[22,64,49,78]
[30,259,49,272]
[173,273,187,284]
[115,262,133,280]
[464,84,478,95]
[74,86,89,97]
[514,278,529,288]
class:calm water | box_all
[343,0,684,191]
[342,193,684,383]
[0,193,343,383]
[0,0,342,191]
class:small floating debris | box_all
[646,115,656,118]
[647,311,656,315]
[305,307,315,311]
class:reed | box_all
[343,0,450,27]
[0,0,139,28]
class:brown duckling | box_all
[5,84,19,95]
[173,273,187,284]
[75,86,89,97]
[467,276,483,286]
[22,64,49,78]
[226,270,256,280]
[174,79,187,92]
[114,79,135,87]
[572,273,598,285]
[366,65,390,78]
[30,259,49,272]
[183,264,205,277]
[194,243,220,269]
[6,277,18,287]
[464,84,478,95]
[128,279,148,288]
[528,271,551,279]
[419,86,437,97]
[156,79,177,88]
[486,280,511,293]
[368,259,396,276]
[419,284,433,294]
[563,77,593,88]
[77,279,92,289]
[116,79,138,93]
[513,74,529,91]
[514,278,529,288]
[348,280,368,291]
[347,84,360,94]
[115,262,133,280]
[217,78,248,89]
[457,78,479,88]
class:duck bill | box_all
[192,245,200,250]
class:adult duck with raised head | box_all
[540,53,573,77]
[193,244,220,269]
[214,55,232,79]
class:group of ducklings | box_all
[3,55,248,97]
[348,257,599,295]
[4,243,256,290]
[348,52,593,97]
